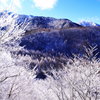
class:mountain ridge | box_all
[0,11,82,31]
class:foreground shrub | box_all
[0,46,100,100]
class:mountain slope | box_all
[0,11,100,58]
[20,27,100,58]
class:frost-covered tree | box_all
[0,11,26,45]
[49,46,100,100]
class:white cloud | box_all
[33,0,57,10]
[0,0,57,12]
[0,0,22,12]
[12,0,22,8]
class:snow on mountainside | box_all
[79,21,100,27]
[0,11,81,31]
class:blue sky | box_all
[0,0,100,23]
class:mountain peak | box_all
[79,21,100,27]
